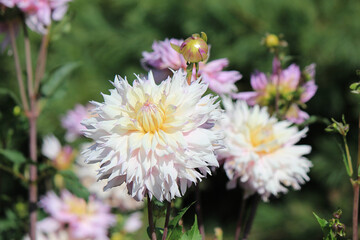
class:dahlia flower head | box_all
[40,190,116,240]
[0,0,71,34]
[234,58,317,124]
[141,38,242,95]
[217,98,312,201]
[61,104,94,142]
[75,143,144,211]
[82,69,223,202]
[42,135,75,170]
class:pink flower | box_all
[40,190,116,240]
[142,38,242,95]
[198,58,242,95]
[141,38,187,70]
[41,135,75,170]
[0,0,16,7]
[123,212,143,233]
[234,58,317,124]
[61,104,94,142]
[0,0,72,35]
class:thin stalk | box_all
[195,184,205,240]
[235,196,246,240]
[22,23,34,99]
[34,31,50,94]
[352,114,360,240]
[23,21,38,240]
[29,116,37,240]
[147,194,157,240]
[344,137,354,176]
[0,164,27,182]
[242,195,260,240]
[162,201,171,240]
[8,21,29,112]
[274,54,281,116]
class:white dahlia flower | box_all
[82,70,223,202]
[218,98,312,201]
[75,143,143,211]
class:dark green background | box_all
[1,0,360,239]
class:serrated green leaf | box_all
[41,62,80,97]
[0,149,27,165]
[168,202,195,229]
[180,215,202,240]
[167,202,195,240]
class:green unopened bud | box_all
[13,106,21,116]
[333,209,342,219]
[171,32,209,63]
[325,116,349,136]
[350,81,360,95]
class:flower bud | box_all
[171,32,208,63]
[265,34,280,48]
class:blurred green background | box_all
[1,0,360,239]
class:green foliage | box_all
[180,216,202,240]
[59,170,90,199]
[313,211,346,240]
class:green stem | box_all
[343,136,354,177]
[0,164,27,183]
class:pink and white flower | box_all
[218,98,312,201]
[41,135,74,170]
[141,38,242,95]
[75,143,144,211]
[0,0,71,34]
[40,190,116,240]
[61,104,94,142]
[234,58,317,124]
[82,69,223,202]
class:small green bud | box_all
[333,209,342,219]
[325,116,349,136]
[13,106,21,116]
[171,32,209,63]
[265,34,280,48]
[350,81,360,95]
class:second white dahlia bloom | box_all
[82,70,223,202]
[218,98,312,201]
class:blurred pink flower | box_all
[41,135,75,170]
[123,212,142,233]
[0,0,71,34]
[61,104,94,142]
[40,190,116,240]
[142,38,187,70]
[198,58,242,95]
[234,58,317,124]
[142,38,242,95]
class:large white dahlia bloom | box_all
[82,70,223,202]
[218,98,312,201]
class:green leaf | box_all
[60,170,90,199]
[180,215,202,240]
[313,212,328,230]
[41,62,81,97]
[167,202,195,240]
[335,140,352,177]
[168,202,195,229]
[0,149,27,165]
[0,88,21,106]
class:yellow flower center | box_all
[136,99,165,133]
[67,198,88,216]
[249,124,279,154]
